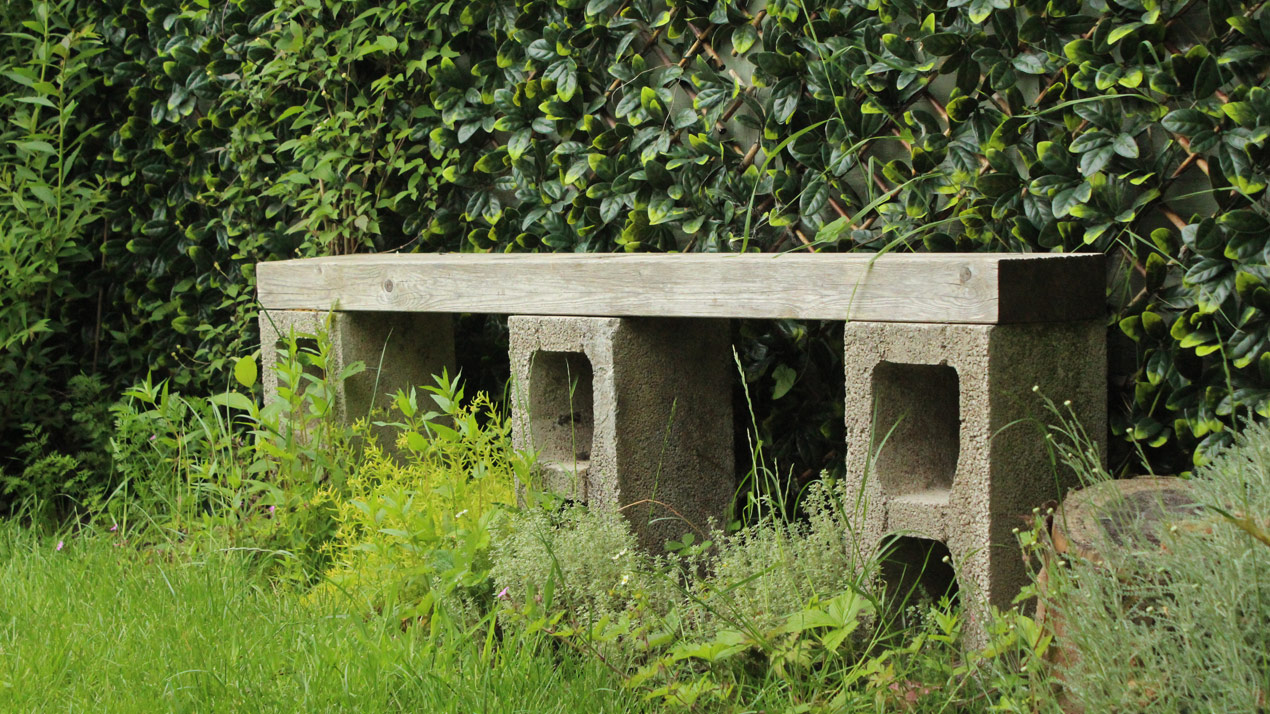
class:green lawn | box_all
[0,526,646,713]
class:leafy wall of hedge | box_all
[2,0,1269,495]
[398,0,1268,475]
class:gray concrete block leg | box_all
[843,320,1105,644]
[509,316,734,552]
[259,310,455,450]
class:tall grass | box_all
[0,523,647,713]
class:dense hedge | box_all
[391,0,1268,475]
[2,0,1268,505]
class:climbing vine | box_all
[3,0,1269,493]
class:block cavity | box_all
[879,535,958,606]
[871,361,960,502]
[528,350,596,496]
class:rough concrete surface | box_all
[259,309,455,450]
[843,319,1106,641]
[509,315,734,552]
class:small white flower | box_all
[611,548,627,561]
[620,573,630,586]
[455,509,468,519]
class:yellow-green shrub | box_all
[313,374,526,630]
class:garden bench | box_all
[256,252,1106,631]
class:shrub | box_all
[489,477,1062,711]
[313,373,524,627]
[348,0,1270,475]
[90,0,273,390]
[1041,420,1270,713]
[491,500,671,627]
[0,376,113,517]
[97,319,364,579]
[488,478,875,671]
[0,0,106,507]
[703,479,873,637]
[97,316,523,605]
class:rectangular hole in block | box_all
[870,362,959,500]
[530,350,595,480]
[879,535,958,611]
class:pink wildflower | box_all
[496,587,509,600]
[109,524,118,532]
[56,540,63,551]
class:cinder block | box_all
[509,316,734,552]
[259,309,455,449]
[843,320,1105,637]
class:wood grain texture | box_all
[256,253,1104,324]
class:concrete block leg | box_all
[259,309,455,450]
[843,320,1105,643]
[509,316,734,552]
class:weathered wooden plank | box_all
[256,252,1104,324]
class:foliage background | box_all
[2,0,1269,507]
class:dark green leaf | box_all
[771,77,800,124]
[1161,109,1214,136]
[1078,145,1114,176]
[1220,45,1265,65]
[1012,53,1046,74]
[647,194,677,224]
[1069,130,1111,154]
[545,59,579,101]
[922,33,963,56]
[1112,133,1139,159]
[672,108,699,130]
[800,178,828,215]
[946,96,977,122]
[527,39,556,62]
[1052,182,1092,218]
[1218,210,1267,233]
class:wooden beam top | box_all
[256,252,1104,324]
